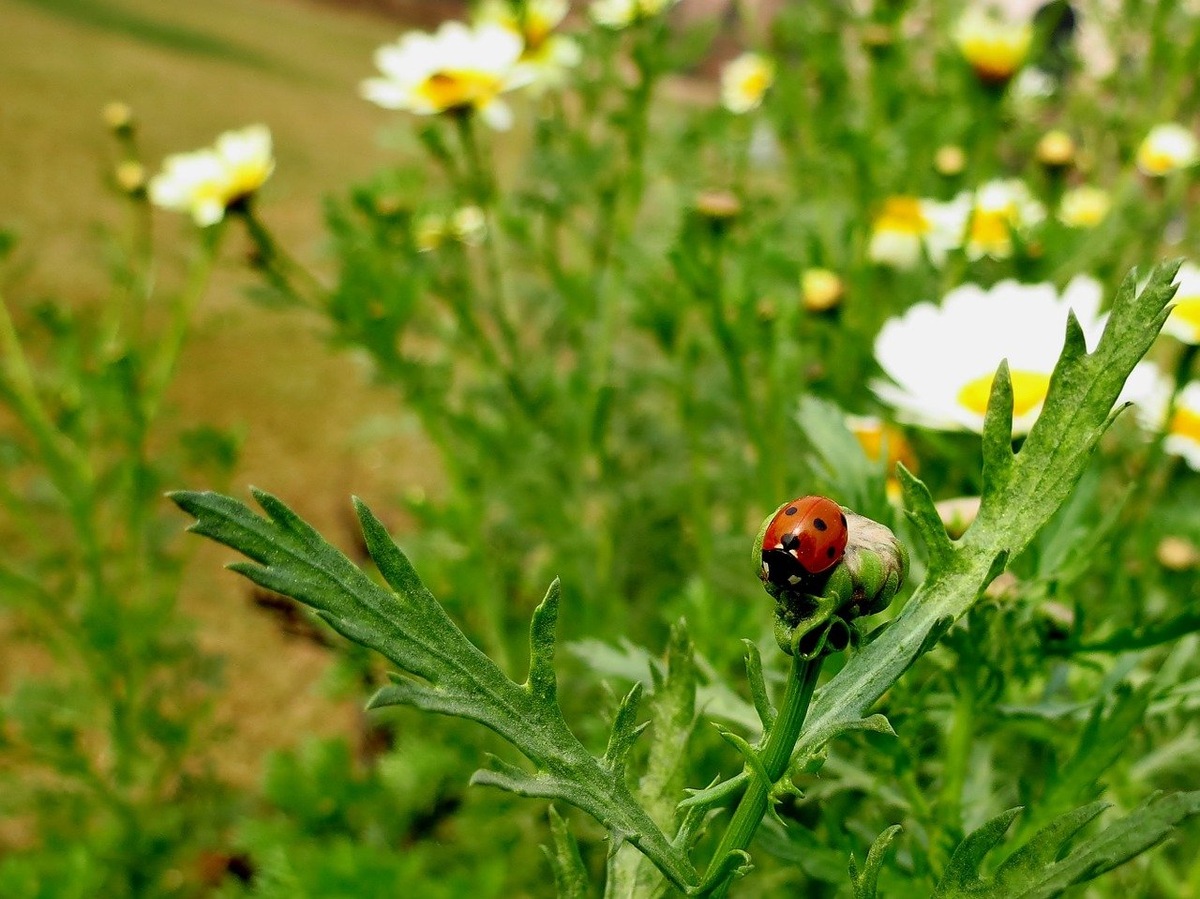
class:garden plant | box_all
[4,0,1200,896]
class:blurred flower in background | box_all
[954,6,1032,84]
[361,22,531,129]
[1125,365,1200,470]
[590,0,679,29]
[846,414,917,502]
[960,178,1044,259]
[867,195,968,268]
[478,0,580,91]
[149,124,273,226]
[800,267,843,312]
[1162,262,1200,344]
[721,52,775,114]
[873,277,1105,434]
[1136,122,1199,176]
[1057,185,1111,228]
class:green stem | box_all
[930,676,976,871]
[240,204,326,310]
[705,653,824,897]
[144,225,223,422]
[454,113,522,363]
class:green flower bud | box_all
[754,502,907,658]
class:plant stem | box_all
[705,653,824,897]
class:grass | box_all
[0,0,448,785]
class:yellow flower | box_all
[361,22,532,130]
[1057,186,1111,228]
[1162,262,1200,345]
[477,0,580,91]
[148,125,274,226]
[961,179,1044,260]
[846,414,917,502]
[801,268,843,312]
[954,7,1032,83]
[1136,123,1199,176]
[868,195,968,268]
[590,0,679,29]
[721,53,775,114]
[873,277,1106,435]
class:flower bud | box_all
[934,144,966,177]
[755,503,907,658]
[114,161,147,195]
[102,101,135,135]
[1035,129,1076,169]
[694,189,742,222]
[801,268,844,313]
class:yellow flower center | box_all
[1171,405,1200,444]
[739,69,770,101]
[875,197,930,236]
[969,206,1015,254]
[957,369,1051,418]
[419,70,503,111]
[1170,298,1200,341]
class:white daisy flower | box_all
[477,0,580,92]
[959,179,1044,260]
[148,125,274,226]
[721,52,775,114]
[1162,262,1200,345]
[954,7,1032,84]
[1136,123,1199,177]
[361,22,532,130]
[1124,365,1200,471]
[873,276,1106,435]
[590,0,679,29]
[867,195,969,269]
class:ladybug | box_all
[761,496,849,588]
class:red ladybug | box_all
[761,496,848,587]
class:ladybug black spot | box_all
[827,546,837,558]
[785,506,798,515]
[781,533,800,551]
[840,513,847,527]
[813,518,827,531]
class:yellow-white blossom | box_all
[1125,365,1200,471]
[959,179,1044,259]
[451,205,487,245]
[846,414,917,503]
[361,22,532,130]
[721,52,775,114]
[590,0,679,29]
[1162,262,1200,344]
[1035,129,1076,167]
[867,195,969,268]
[149,125,274,226]
[478,0,580,91]
[1136,123,1199,176]
[873,276,1105,435]
[954,7,1032,83]
[1058,186,1111,228]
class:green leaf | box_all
[544,806,592,899]
[932,792,1200,898]
[170,489,698,893]
[607,622,700,899]
[788,263,1180,771]
[849,824,902,899]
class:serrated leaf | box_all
[743,639,775,732]
[849,824,902,899]
[545,806,592,899]
[789,263,1179,772]
[171,489,697,892]
[980,360,1014,501]
[932,792,1200,898]
[896,462,953,568]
